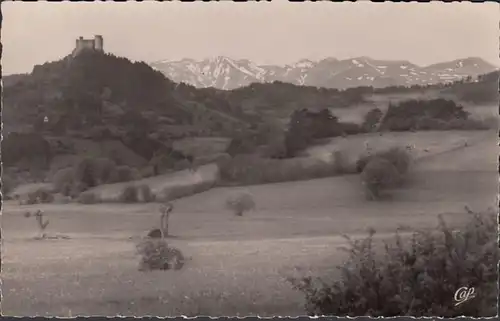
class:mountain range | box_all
[150,56,497,90]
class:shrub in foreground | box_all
[225,192,256,216]
[288,208,498,317]
[136,239,186,271]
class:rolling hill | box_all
[2,49,497,181]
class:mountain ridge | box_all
[150,56,498,90]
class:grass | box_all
[2,130,497,316]
[304,130,494,164]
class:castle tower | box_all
[72,35,105,57]
[94,35,104,52]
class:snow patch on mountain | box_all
[150,56,497,90]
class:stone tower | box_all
[72,35,105,57]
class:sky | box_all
[2,1,499,75]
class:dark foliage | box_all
[380,99,470,132]
[362,108,384,132]
[356,147,412,176]
[147,229,163,239]
[120,185,139,203]
[360,157,401,200]
[27,188,55,204]
[137,239,186,271]
[285,108,342,157]
[444,71,499,104]
[1,175,17,197]
[288,210,498,317]
[2,133,52,168]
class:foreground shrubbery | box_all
[136,239,186,271]
[288,208,498,317]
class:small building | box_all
[71,35,104,57]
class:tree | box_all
[24,209,50,239]
[360,157,401,200]
[362,108,384,132]
[225,192,256,216]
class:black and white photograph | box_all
[1,1,498,317]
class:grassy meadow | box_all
[1,129,497,316]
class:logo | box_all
[454,286,476,306]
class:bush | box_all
[225,192,256,216]
[360,157,401,200]
[288,209,498,317]
[114,165,139,183]
[139,184,156,202]
[77,192,101,204]
[380,99,470,132]
[356,147,411,176]
[379,147,412,176]
[136,239,186,271]
[119,185,139,203]
[218,155,341,186]
[53,158,124,195]
[73,158,100,188]
[27,188,55,204]
[362,108,384,132]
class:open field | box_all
[305,130,494,163]
[2,130,498,316]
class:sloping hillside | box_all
[1,52,265,174]
[2,52,259,139]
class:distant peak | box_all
[319,57,338,62]
[209,56,232,63]
[352,56,372,62]
[293,58,315,68]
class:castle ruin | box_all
[71,35,104,57]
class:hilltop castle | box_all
[71,35,104,57]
